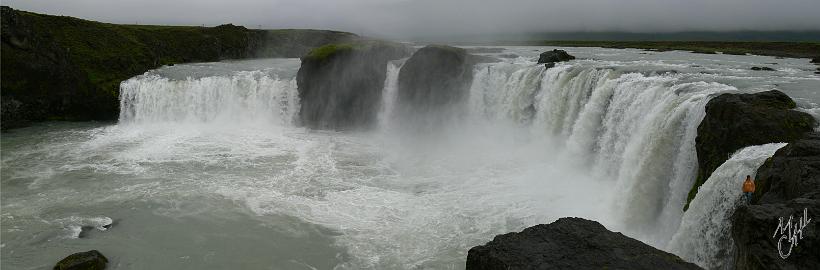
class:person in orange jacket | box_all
[742,175,755,203]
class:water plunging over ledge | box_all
[3,48,819,269]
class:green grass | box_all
[305,44,356,61]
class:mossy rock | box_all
[296,40,411,130]
[684,90,816,210]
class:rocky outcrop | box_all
[296,41,411,130]
[537,49,575,65]
[1,6,356,131]
[395,45,475,124]
[731,134,820,270]
[466,217,702,270]
[686,90,816,209]
[54,250,108,270]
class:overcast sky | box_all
[6,0,820,38]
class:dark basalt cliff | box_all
[466,217,702,270]
[296,41,411,130]
[731,134,819,270]
[397,45,475,111]
[0,6,356,130]
[686,90,816,210]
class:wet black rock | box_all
[751,66,775,71]
[466,217,702,270]
[397,45,475,115]
[54,250,108,270]
[537,49,575,64]
[544,62,556,69]
[732,134,820,270]
[811,57,819,64]
[686,90,816,210]
[296,41,411,130]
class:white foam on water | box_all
[6,49,818,269]
[54,216,113,239]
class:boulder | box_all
[396,45,475,117]
[732,134,820,270]
[466,217,702,270]
[296,41,411,130]
[686,90,816,210]
[751,66,775,71]
[54,250,108,270]
[537,49,575,64]
[811,57,819,64]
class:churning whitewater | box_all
[3,47,818,269]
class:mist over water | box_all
[2,48,819,269]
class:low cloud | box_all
[6,0,820,39]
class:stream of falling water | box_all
[3,48,819,269]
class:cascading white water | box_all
[468,61,737,246]
[112,57,751,267]
[378,60,404,129]
[119,70,299,126]
[5,48,819,270]
[667,143,786,269]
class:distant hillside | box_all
[0,6,356,130]
[412,31,820,43]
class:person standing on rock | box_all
[742,175,755,204]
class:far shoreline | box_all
[450,40,820,60]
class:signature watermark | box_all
[772,208,812,259]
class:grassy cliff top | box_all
[302,40,410,62]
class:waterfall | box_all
[468,62,737,246]
[378,60,404,129]
[119,70,299,126]
[115,57,770,266]
[667,143,786,269]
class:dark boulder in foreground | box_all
[686,90,816,209]
[537,49,575,64]
[395,45,476,126]
[296,41,411,130]
[54,250,108,270]
[751,66,775,71]
[732,134,820,270]
[466,217,702,270]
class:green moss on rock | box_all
[304,44,355,61]
[297,40,411,130]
